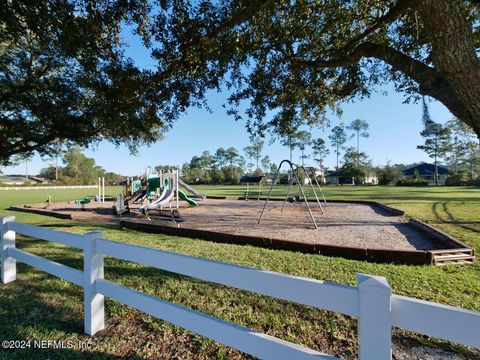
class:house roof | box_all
[403,163,449,176]
[0,175,47,183]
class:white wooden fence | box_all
[1,216,479,359]
[0,185,98,191]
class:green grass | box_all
[0,185,479,359]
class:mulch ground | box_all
[18,198,445,251]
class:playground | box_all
[1,185,480,359]
[11,195,473,266]
[5,162,473,266]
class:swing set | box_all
[258,160,327,229]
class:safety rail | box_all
[1,216,479,359]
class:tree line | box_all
[174,118,373,185]
[415,101,480,185]
[36,147,123,185]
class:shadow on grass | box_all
[431,201,480,234]
[0,266,142,360]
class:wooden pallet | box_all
[430,249,475,266]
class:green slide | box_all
[178,189,198,206]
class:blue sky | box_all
[3,27,455,176]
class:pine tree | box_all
[417,122,451,185]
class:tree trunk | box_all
[55,154,59,181]
[416,0,480,136]
[434,152,438,186]
[356,130,360,168]
[309,1,480,137]
[336,146,339,185]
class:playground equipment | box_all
[258,160,326,229]
[240,175,265,200]
[139,171,178,213]
[75,196,91,211]
[178,178,206,199]
[115,167,204,217]
[301,166,327,206]
[98,177,105,203]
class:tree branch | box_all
[301,42,441,91]
[342,0,417,53]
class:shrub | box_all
[396,178,429,186]
[445,174,468,186]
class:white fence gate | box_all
[1,216,479,359]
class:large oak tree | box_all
[2,1,480,164]
[144,0,480,137]
[0,0,166,164]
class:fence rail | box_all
[0,185,98,191]
[1,216,479,359]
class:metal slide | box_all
[178,178,206,199]
[139,186,174,212]
[127,189,147,206]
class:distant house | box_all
[0,175,48,185]
[326,171,354,185]
[363,173,379,185]
[325,171,378,185]
[277,168,325,185]
[402,163,449,185]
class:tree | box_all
[199,151,214,183]
[446,118,480,179]
[311,138,330,171]
[188,156,203,182]
[377,162,402,185]
[260,155,271,174]
[142,1,480,139]
[214,148,228,168]
[347,119,369,167]
[329,124,348,184]
[41,141,68,181]
[280,127,302,163]
[417,122,451,185]
[0,1,168,164]
[250,138,264,171]
[224,147,241,181]
[243,145,256,174]
[341,147,371,185]
[62,147,102,185]
[213,147,241,182]
[445,119,469,174]
[154,165,178,173]
[296,131,312,167]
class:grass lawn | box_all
[0,185,479,359]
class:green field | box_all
[0,185,479,359]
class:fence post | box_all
[357,273,392,360]
[1,216,16,284]
[84,231,105,335]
